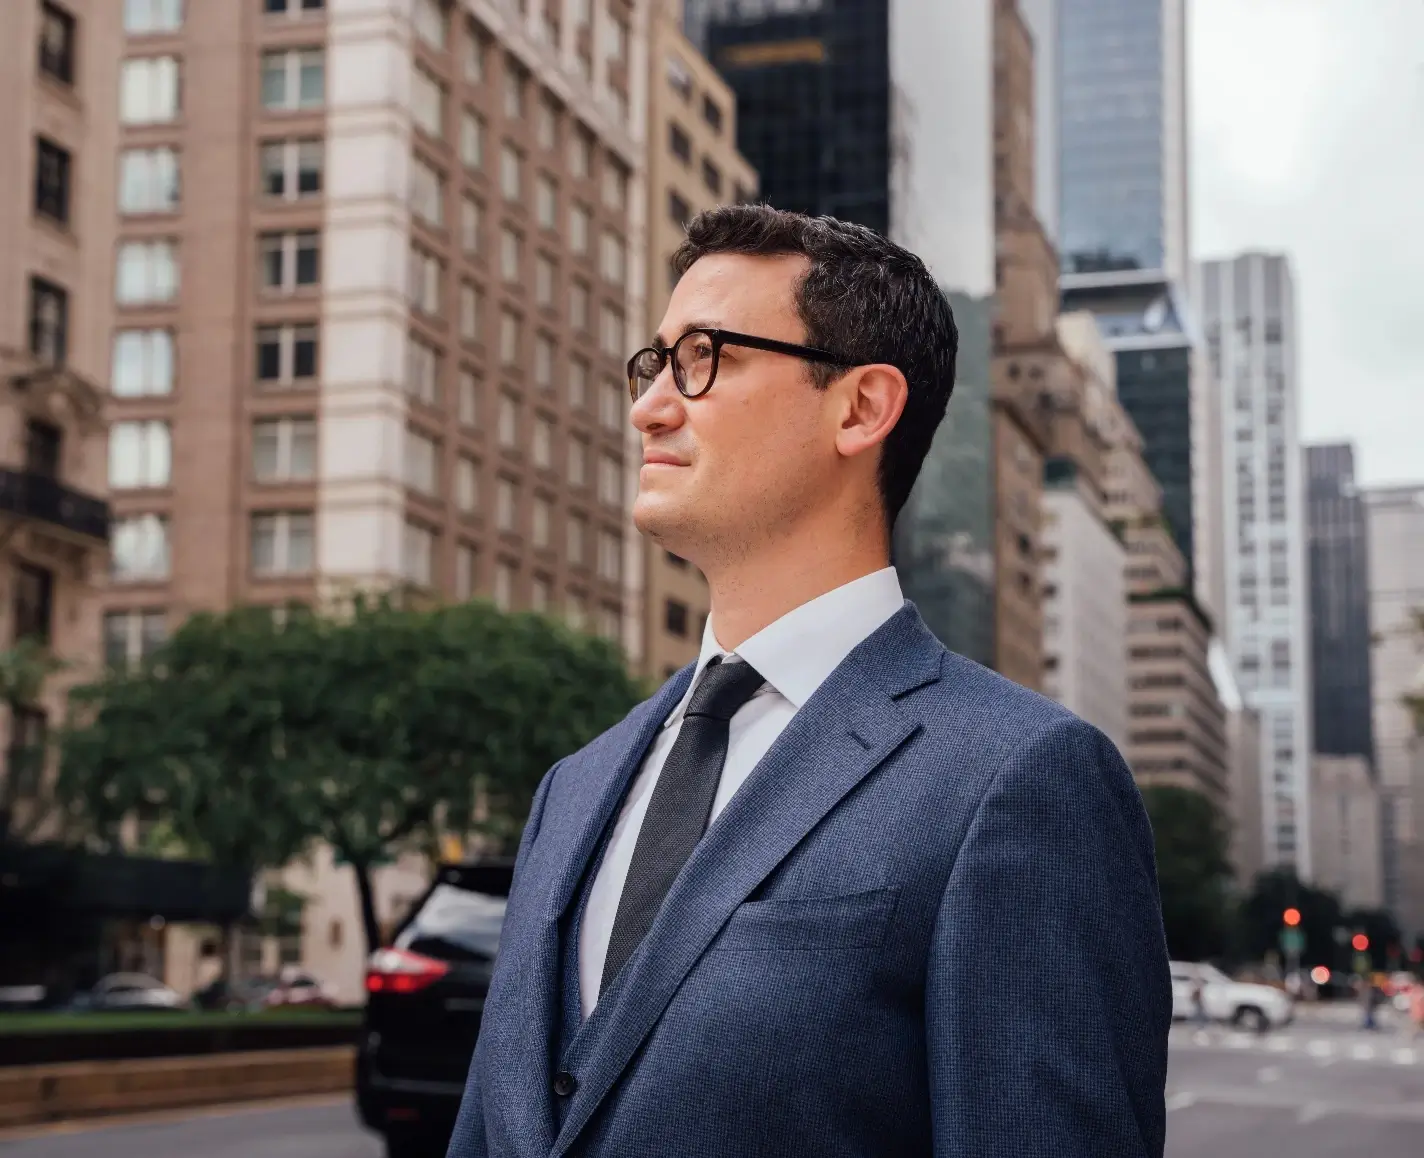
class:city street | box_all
[2,1009,1422,1158]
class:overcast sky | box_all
[1190,0,1424,486]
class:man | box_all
[448,206,1171,1158]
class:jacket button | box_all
[553,1070,577,1097]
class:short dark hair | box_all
[672,203,958,526]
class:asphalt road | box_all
[2,1011,1420,1158]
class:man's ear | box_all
[833,364,908,460]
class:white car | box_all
[1169,961,1293,1033]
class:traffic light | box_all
[1283,908,1302,927]
[1352,933,1370,952]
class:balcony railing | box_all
[0,468,109,543]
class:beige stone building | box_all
[638,0,755,682]
[1309,754,1384,912]
[0,0,120,839]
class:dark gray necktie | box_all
[600,656,766,995]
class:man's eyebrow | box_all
[652,320,720,348]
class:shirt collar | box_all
[663,567,905,728]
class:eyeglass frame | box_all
[626,327,849,403]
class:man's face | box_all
[630,253,841,565]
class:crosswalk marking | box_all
[1171,1025,1421,1068]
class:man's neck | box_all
[702,525,891,652]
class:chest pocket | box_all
[713,886,899,952]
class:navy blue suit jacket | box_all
[448,603,1171,1157]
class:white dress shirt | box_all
[578,566,905,1018]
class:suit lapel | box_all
[489,668,694,1156]
[550,605,944,1157]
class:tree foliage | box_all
[1141,785,1234,961]
[57,596,642,952]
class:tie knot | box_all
[685,656,766,722]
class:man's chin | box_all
[632,493,692,544]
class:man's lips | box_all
[642,451,687,466]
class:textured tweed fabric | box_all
[446,602,1171,1158]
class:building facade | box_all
[0,0,119,839]
[1211,645,1265,888]
[1309,754,1384,913]
[683,0,999,666]
[639,0,755,681]
[1305,443,1374,760]
[1195,253,1312,876]
[1364,484,1424,939]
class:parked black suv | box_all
[356,860,514,1158]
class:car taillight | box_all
[366,948,451,994]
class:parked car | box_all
[1169,961,1294,1032]
[264,967,338,1009]
[76,973,184,1013]
[0,984,48,1012]
[193,975,278,1012]
[356,860,513,1158]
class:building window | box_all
[500,143,522,200]
[568,436,587,487]
[497,392,518,448]
[569,203,590,254]
[28,278,68,366]
[570,125,592,178]
[251,512,314,576]
[605,14,628,64]
[109,420,172,489]
[259,231,320,292]
[499,310,521,365]
[459,281,482,343]
[460,109,485,169]
[702,95,723,134]
[402,521,435,586]
[500,227,522,282]
[493,561,514,610]
[701,158,722,197]
[536,95,558,149]
[262,140,322,201]
[536,174,557,229]
[532,415,553,467]
[6,707,48,800]
[103,610,167,670]
[113,329,174,396]
[599,453,621,507]
[409,154,444,226]
[34,138,71,225]
[255,323,318,387]
[112,514,171,581]
[455,542,476,599]
[14,564,54,644]
[496,478,517,532]
[413,0,446,49]
[600,379,622,430]
[265,0,326,12]
[600,305,623,356]
[535,254,555,307]
[463,19,486,82]
[665,599,689,638]
[253,417,317,482]
[532,333,554,389]
[460,196,482,252]
[503,58,526,118]
[455,455,478,512]
[120,147,181,213]
[569,280,589,330]
[405,334,440,404]
[124,0,183,34]
[457,368,479,425]
[403,427,438,494]
[24,420,61,480]
[600,231,624,284]
[597,528,620,580]
[668,122,691,164]
[666,54,692,100]
[39,2,77,86]
[669,191,690,225]
[412,65,446,138]
[567,514,586,565]
[531,574,551,612]
[260,49,324,111]
[408,245,443,316]
[568,357,588,410]
[121,56,181,123]
[602,158,627,212]
[532,495,551,548]
[116,240,179,304]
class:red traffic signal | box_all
[1352,933,1370,952]
[1283,908,1302,927]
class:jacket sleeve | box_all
[926,716,1172,1158]
[445,761,560,1158]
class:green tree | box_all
[0,639,67,841]
[1141,785,1234,961]
[58,596,641,953]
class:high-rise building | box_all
[1211,645,1264,888]
[1195,253,1312,877]
[682,0,999,666]
[1309,754,1384,912]
[1364,484,1424,939]
[639,0,756,681]
[1305,444,1375,760]
[0,0,120,839]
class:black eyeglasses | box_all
[626,328,848,402]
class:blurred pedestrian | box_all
[1192,974,1209,1028]
[1359,974,1379,1031]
